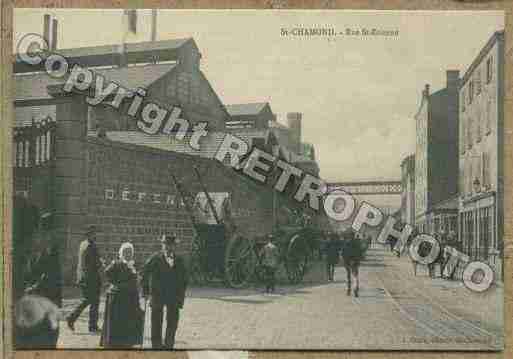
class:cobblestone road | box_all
[57,246,503,350]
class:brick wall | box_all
[70,136,274,282]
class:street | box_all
[57,245,503,350]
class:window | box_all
[476,109,482,142]
[461,116,466,154]
[12,140,17,166]
[486,100,492,134]
[482,152,491,189]
[41,133,46,162]
[467,160,473,196]
[17,141,23,167]
[476,69,482,95]
[24,141,30,167]
[46,131,51,160]
[459,164,465,194]
[468,80,474,104]
[486,56,493,83]
[461,88,466,112]
[467,116,473,149]
[475,156,482,191]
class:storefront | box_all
[459,192,501,276]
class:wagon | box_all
[172,168,321,288]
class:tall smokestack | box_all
[43,14,51,48]
[151,9,157,42]
[446,70,460,90]
[51,19,58,50]
[287,112,302,154]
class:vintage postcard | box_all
[8,8,505,351]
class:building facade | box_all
[414,70,460,233]
[400,154,415,226]
[458,31,504,278]
[13,26,314,283]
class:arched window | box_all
[486,100,492,135]
[17,141,23,167]
[13,140,17,167]
[24,141,30,167]
[46,131,51,160]
[35,136,40,165]
[41,132,46,162]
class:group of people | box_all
[66,226,188,349]
[324,229,371,297]
[13,203,188,349]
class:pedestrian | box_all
[15,294,60,349]
[66,225,104,333]
[141,234,187,349]
[261,234,279,293]
[24,212,63,307]
[100,242,144,348]
[325,232,340,281]
[341,229,363,297]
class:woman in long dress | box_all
[100,242,143,348]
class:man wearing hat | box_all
[66,225,104,333]
[261,234,279,293]
[25,212,63,307]
[141,234,187,349]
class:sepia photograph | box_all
[9,8,505,351]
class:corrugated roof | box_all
[101,129,273,159]
[15,38,191,65]
[15,63,175,101]
[225,102,268,116]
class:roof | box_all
[15,63,175,101]
[101,129,275,159]
[460,30,504,87]
[58,38,190,58]
[225,102,269,116]
[14,38,192,71]
[401,154,415,167]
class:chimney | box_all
[287,112,302,154]
[151,9,157,42]
[446,70,460,90]
[43,14,51,48]
[51,19,58,50]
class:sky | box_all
[14,9,504,182]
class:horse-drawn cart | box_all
[172,168,321,288]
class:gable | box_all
[152,65,228,131]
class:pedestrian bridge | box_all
[326,180,402,216]
[326,180,402,195]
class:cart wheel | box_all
[224,235,257,288]
[286,233,310,284]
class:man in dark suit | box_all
[325,232,341,281]
[66,225,103,333]
[142,234,187,349]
